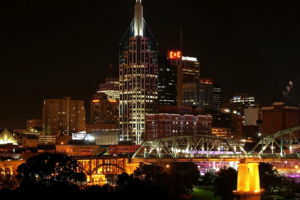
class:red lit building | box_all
[261,102,300,135]
[145,113,212,140]
[56,145,104,157]
[108,145,141,155]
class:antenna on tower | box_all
[180,27,183,53]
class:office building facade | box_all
[261,102,300,135]
[229,93,256,116]
[42,97,86,135]
[158,56,177,106]
[90,93,119,124]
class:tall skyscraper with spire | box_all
[119,0,158,144]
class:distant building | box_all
[56,135,72,145]
[38,135,56,144]
[0,129,17,145]
[158,51,201,109]
[261,102,300,135]
[212,84,222,111]
[108,145,141,155]
[212,127,231,137]
[158,56,177,106]
[180,56,200,83]
[212,112,244,139]
[86,123,118,132]
[182,82,199,107]
[229,93,256,116]
[98,78,120,101]
[21,135,39,148]
[145,113,212,140]
[42,97,86,135]
[90,93,119,124]
[244,108,260,126]
[26,119,42,130]
[199,79,214,110]
[169,54,200,107]
[92,132,119,146]
[56,145,104,157]
[72,131,119,146]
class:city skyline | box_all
[1,0,300,128]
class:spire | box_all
[134,0,143,36]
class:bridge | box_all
[77,126,300,186]
[133,126,300,160]
[1,126,300,188]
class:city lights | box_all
[0,0,300,197]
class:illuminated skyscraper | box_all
[164,51,200,107]
[119,0,158,144]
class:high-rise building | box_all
[212,84,222,110]
[166,51,200,107]
[90,93,119,124]
[158,56,176,106]
[182,82,199,107]
[119,0,158,144]
[158,52,200,107]
[90,78,119,124]
[42,97,86,135]
[174,56,200,107]
[199,79,214,110]
[229,93,256,116]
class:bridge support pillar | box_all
[234,160,263,200]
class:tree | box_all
[200,172,217,185]
[259,162,284,192]
[133,162,200,198]
[16,153,86,191]
[133,163,166,184]
[214,167,237,200]
[116,172,172,200]
[167,162,201,194]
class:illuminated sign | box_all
[182,56,198,62]
[72,133,86,140]
[168,51,182,60]
[92,99,100,103]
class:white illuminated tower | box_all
[119,0,158,144]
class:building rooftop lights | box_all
[182,56,198,62]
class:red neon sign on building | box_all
[168,50,182,60]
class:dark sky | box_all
[0,0,299,129]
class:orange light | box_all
[168,50,182,60]
[92,99,100,103]
[108,99,117,103]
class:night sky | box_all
[0,0,299,129]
